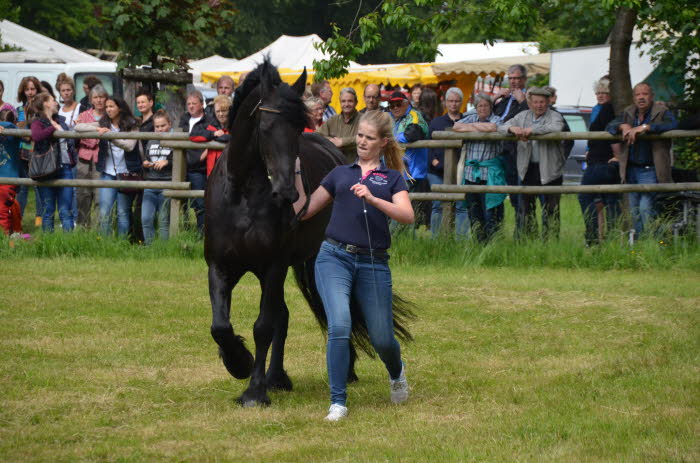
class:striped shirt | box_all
[458,113,503,182]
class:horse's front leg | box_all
[209,264,253,380]
[237,263,289,406]
[266,296,293,391]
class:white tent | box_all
[202,34,358,75]
[188,54,239,82]
[0,19,102,63]
[549,43,656,107]
[436,42,539,63]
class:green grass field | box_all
[1,254,698,462]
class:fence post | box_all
[169,148,186,237]
[441,146,459,230]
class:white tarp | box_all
[436,42,539,63]
[0,19,102,63]
[188,54,239,82]
[549,43,656,107]
[203,34,359,74]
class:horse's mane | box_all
[229,57,308,132]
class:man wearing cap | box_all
[318,87,361,164]
[497,87,566,239]
[388,90,429,189]
[360,84,382,113]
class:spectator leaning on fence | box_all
[141,109,173,245]
[318,87,361,164]
[16,76,44,225]
[79,75,103,110]
[606,82,678,237]
[74,85,109,229]
[94,97,143,237]
[29,92,77,233]
[578,78,622,246]
[0,110,22,235]
[498,87,566,240]
[179,90,212,234]
[426,86,464,238]
[453,93,507,242]
[190,94,231,177]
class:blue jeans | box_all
[626,166,657,235]
[99,173,135,237]
[38,164,74,232]
[314,240,403,406]
[465,180,504,242]
[18,160,44,219]
[186,170,206,234]
[141,189,170,244]
[578,163,621,244]
[427,172,469,238]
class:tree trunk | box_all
[609,6,637,114]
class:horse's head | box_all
[234,62,308,207]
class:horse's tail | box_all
[293,256,416,358]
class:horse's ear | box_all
[291,68,307,96]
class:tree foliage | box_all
[99,0,237,69]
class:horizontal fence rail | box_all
[432,183,700,194]
[2,128,698,237]
[431,129,700,141]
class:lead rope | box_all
[359,174,380,327]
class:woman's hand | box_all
[214,129,225,137]
[350,183,375,204]
[153,160,168,171]
[96,127,110,135]
[51,120,63,131]
[143,160,154,169]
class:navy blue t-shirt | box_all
[321,162,408,250]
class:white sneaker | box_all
[390,364,409,404]
[325,403,348,421]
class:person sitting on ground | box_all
[141,109,173,245]
[453,93,506,242]
[190,95,231,177]
[0,110,22,235]
[29,92,77,233]
[317,87,361,163]
[497,87,566,240]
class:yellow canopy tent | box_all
[200,53,550,114]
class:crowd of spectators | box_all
[0,66,689,244]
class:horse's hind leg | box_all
[266,298,293,391]
[238,263,289,406]
[209,264,253,379]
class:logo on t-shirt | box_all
[368,172,388,186]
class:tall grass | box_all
[3,196,698,270]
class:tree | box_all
[99,0,237,69]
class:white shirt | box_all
[189,115,202,133]
[104,124,127,176]
[59,104,81,129]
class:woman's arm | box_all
[350,184,414,224]
[112,130,138,151]
[30,119,56,143]
[74,122,100,132]
[294,184,333,219]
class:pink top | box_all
[76,109,100,162]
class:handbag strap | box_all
[108,140,119,176]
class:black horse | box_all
[204,59,413,406]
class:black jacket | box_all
[179,112,214,172]
[96,132,143,174]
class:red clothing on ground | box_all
[0,185,21,235]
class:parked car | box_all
[556,106,592,184]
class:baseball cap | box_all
[389,91,408,102]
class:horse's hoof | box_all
[236,390,271,407]
[266,369,293,391]
[219,346,254,379]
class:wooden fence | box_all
[1,128,699,237]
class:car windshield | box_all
[564,115,587,132]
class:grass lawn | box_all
[1,257,698,462]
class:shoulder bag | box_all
[28,141,60,180]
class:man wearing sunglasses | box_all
[388,90,429,195]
